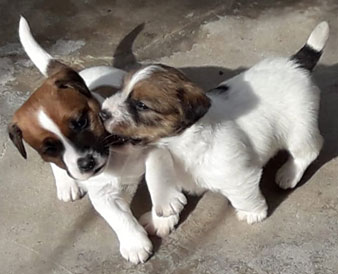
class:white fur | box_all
[102,92,134,130]
[156,57,323,224]
[126,65,162,95]
[51,163,86,202]
[102,22,328,225]
[145,148,187,216]
[50,145,155,264]
[19,16,53,76]
[134,24,326,224]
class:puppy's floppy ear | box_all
[8,123,27,159]
[177,82,211,129]
[54,68,92,98]
[45,59,91,97]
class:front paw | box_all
[57,181,86,202]
[120,232,153,264]
[139,210,179,238]
[154,190,187,217]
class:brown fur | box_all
[110,65,211,143]
[9,64,105,168]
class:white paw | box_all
[139,210,179,238]
[236,205,268,224]
[153,190,187,217]
[57,181,86,202]
[275,160,301,190]
[120,232,153,264]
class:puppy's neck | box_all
[158,120,201,148]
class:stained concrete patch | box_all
[0,57,15,86]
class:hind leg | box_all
[220,168,268,224]
[276,131,323,189]
[232,190,268,225]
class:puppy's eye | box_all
[135,101,149,111]
[42,139,63,157]
[99,110,111,122]
[58,83,68,89]
[70,113,89,131]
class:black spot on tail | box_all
[291,45,322,72]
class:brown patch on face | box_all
[9,65,106,169]
[110,65,211,143]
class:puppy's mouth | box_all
[66,162,106,180]
[104,134,142,146]
[93,164,105,175]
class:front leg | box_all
[87,182,152,264]
[140,148,186,238]
[145,148,187,217]
[50,163,86,202]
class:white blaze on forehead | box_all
[37,109,79,166]
[125,65,163,96]
[38,109,74,152]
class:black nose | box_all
[99,109,112,122]
[77,155,96,172]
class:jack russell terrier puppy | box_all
[101,22,329,226]
[8,17,186,264]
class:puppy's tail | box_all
[19,16,54,76]
[291,21,329,72]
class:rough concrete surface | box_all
[1,0,338,273]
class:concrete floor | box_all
[1,0,338,273]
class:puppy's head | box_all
[8,61,109,180]
[101,64,210,144]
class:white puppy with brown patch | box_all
[102,22,328,226]
[9,17,186,264]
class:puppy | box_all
[101,22,329,226]
[8,17,186,264]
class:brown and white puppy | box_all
[102,22,328,225]
[8,17,187,264]
[99,64,210,144]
